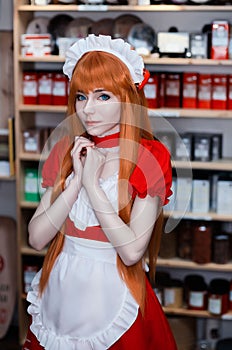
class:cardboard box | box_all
[227,74,232,109]
[21,34,51,57]
[144,73,159,108]
[197,74,212,109]
[217,180,232,214]
[192,179,210,213]
[182,72,198,108]
[211,74,228,110]
[164,73,182,108]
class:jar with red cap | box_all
[208,278,230,316]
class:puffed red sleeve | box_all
[129,139,172,205]
[41,137,70,188]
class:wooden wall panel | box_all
[0,31,14,129]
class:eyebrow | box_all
[76,88,105,95]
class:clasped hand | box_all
[70,136,106,190]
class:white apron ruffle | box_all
[67,173,118,231]
[27,236,139,350]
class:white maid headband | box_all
[63,34,145,84]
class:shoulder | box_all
[139,138,170,159]
[41,136,71,188]
[129,138,172,203]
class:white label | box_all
[208,297,222,315]
[164,288,175,306]
[25,175,37,194]
[23,81,37,97]
[144,84,157,99]
[53,82,66,97]
[189,291,204,308]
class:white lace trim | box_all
[28,281,138,350]
[26,236,139,350]
[63,34,144,84]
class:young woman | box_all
[23,34,177,350]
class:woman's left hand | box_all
[82,147,106,190]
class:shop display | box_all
[26,17,50,34]
[64,17,94,38]
[127,23,156,55]
[13,2,232,345]
[113,14,142,40]
[90,18,115,36]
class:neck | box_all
[91,132,120,148]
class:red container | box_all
[38,72,53,105]
[182,72,198,108]
[197,74,212,109]
[208,279,230,315]
[185,275,208,311]
[158,73,166,108]
[144,74,159,108]
[164,73,181,108]
[23,72,38,105]
[227,75,232,109]
[229,280,232,310]
[211,21,229,60]
[52,73,68,105]
[211,74,228,110]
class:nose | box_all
[83,97,95,115]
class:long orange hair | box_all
[39,51,163,315]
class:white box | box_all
[175,177,192,212]
[217,180,232,215]
[21,34,51,57]
[192,179,210,213]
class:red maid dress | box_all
[23,136,177,350]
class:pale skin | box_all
[28,88,159,266]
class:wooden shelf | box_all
[17,4,232,12]
[21,245,46,256]
[18,104,232,119]
[19,55,232,67]
[165,210,232,222]
[19,152,45,161]
[173,159,232,171]
[163,307,232,320]
[157,257,232,272]
[20,200,38,209]
[145,57,232,66]
[19,104,67,113]
[0,175,15,181]
[149,108,232,119]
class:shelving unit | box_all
[14,0,232,345]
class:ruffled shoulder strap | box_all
[129,139,172,205]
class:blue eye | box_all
[76,94,87,101]
[100,94,110,101]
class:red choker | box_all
[91,132,120,148]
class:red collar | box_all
[91,132,120,148]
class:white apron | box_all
[27,236,139,350]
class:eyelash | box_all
[76,93,111,102]
[76,94,86,101]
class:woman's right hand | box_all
[70,136,95,179]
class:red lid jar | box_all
[208,278,230,315]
